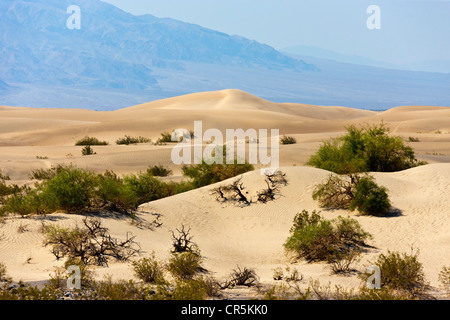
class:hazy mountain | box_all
[0,0,314,90]
[283,45,450,74]
[0,0,449,110]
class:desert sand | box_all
[0,89,449,299]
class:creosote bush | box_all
[284,210,371,263]
[75,136,108,146]
[81,145,96,156]
[361,250,429,298]
[307,123,426,174]
[313,173,391,216]
[132,252,166,285]
[182,151,254,188]
[116,135,151,145]
[42,217,141,267]
[280,135,297,145]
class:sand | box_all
[0,89,449,298]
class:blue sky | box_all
[101,0,450,65]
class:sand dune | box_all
[0,90,449,298]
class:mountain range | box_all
[0,0,449,110]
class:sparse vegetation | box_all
[222,266,259,288]
[42,217,141,267]
[182,153,254,188]
[81,145,96,156]
[75,136,109,146]
[439,266,450,296]
[280,135,297,145]
[132,253,167,285]
[116,135,151,145]
[284,210,372,263]
[361,249,429,298]
[155,131,174,145]
[307,123,426,174]
[408,137,420,142]
[312,173,391,216]
[147,165,172,177]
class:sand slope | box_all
[0,165,449,298]
[0,89,449,298]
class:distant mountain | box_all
[0,0,449,110]
[0,0,314,90]
[283,45,450,74]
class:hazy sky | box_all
[102,0,450,64]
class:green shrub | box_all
[29,165,69,180]
[284,210,371,262]
[363,250,429,296]
[439,266,450,295]
[280,135,297,145]
[182,160,254,189]
[155,131,174,145]
[147,165,172,177]
[167,251,204,280]
[348,176,391,216]
[132,253,166,285]
[0,263,8,282]
[116,135,151,145]
[312,173,391,216]
[75,136,108,146]
[81,145,96,156]
[42,166,97,213]
[95,171,139,213]
[307,123,426,174]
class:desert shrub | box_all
[307,123,426,174]
[211,176,251,206]
[116,135,151,145]
[223,266,259,288]
[147,165,172,177]
[170,225,198,254]
[167,251,204,280]
[363,250,429,297]
[280,135,297,145]
[81,145,96,156]
[132,253,166,285]
[95,171,139,213]
[155,131,174,145]
[348,176,391,216]
[42,166,97,213]
[29,165,70,181]
[0,263,8,282]
[408,137,420,142]
[313,173,391,216]
[0,171,10,181]
[152,277,211,300]
[43,217,141,266]
[328,249,361,274]
[123,171,175,205]
[182,152,254,188]
[75,136,108,146]
[284,210,371,262]
[0,180,22,206]
[1,186,55,217]
[90,277,146,300]
[439,266,450,295]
